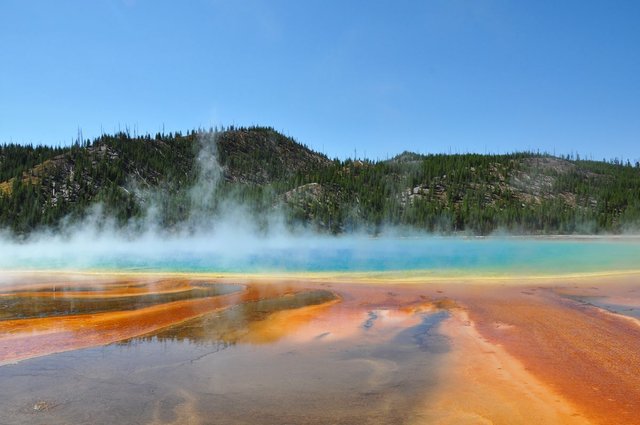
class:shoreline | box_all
[1,270,639,423]
[3,267,640,284]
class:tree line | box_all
[1,127,640,236]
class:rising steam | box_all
[188,131,224,223]
[0,131,376,271]
[1,131,639,274]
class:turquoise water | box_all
[4,236,640,275]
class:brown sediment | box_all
[238,299,341,344]
[0,280,310,364]
[413,310,591,425]
[0,282,242,321]
[0,277,212,298]
[2,272,640,424]
[146,288,339,345]
[455,282,640,425]
[330,276,640,425]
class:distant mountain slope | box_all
[1,126,639,235]
[216,128,331,184]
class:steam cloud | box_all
[2,131,638,274]
[0,131,393,272]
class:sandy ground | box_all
[453,279,640,425]
[412,310,591,425]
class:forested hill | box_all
[1,126,640,236]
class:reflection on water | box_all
[0,275,452,424]
[561,293,640,319]
[138,289,336,345]
[0,282,241,320]
[393,311,450,354]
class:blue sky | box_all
[1,0,639,161]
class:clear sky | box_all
[1,0,639,161]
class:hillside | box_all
[1,126,640,235]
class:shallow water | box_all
[0,316,447,425]
[0,276,450,424]
[0,282,241,320]
[560,293,640,319]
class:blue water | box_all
[5,236,640,276]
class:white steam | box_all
[189,131,223,223]
[2,131,638,275]
[0,131,384,272]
